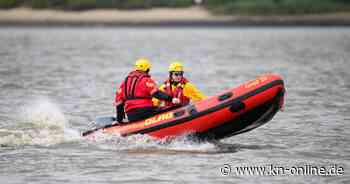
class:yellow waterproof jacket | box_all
[153,81,207,107]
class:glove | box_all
[172,98,180,104]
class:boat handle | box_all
[187,105,198,115]
[229,101,245,113]
[218,92,233,101]
[174,110,185,117]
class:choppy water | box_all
[0,27,349,183]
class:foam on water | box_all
[0,97,80,147]
[87,131,221,154]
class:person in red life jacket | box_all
[114,58,180,123]
[153,61,207,110]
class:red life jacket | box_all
[123,70,154,112]
[163,77,190,108]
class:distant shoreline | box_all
[1,7,350,27]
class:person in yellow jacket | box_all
[153,61,206,109]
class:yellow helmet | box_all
[135,58,152,72]
[168,61,184,72]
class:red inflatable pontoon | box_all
[83,74,285,140]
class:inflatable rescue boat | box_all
[83,74,285,140]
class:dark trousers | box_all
[127,107,159,122]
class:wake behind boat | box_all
[82,74,285,141]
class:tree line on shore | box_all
[1,0,350,15]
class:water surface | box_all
[0,27,349,183]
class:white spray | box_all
[0,97,79,147]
